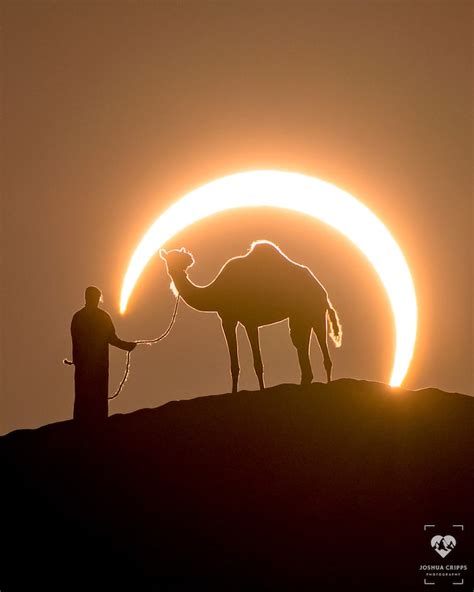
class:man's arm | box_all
[106,313,136,352]
[70,313,78,364]
[110,332,136,352]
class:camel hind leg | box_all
[313,316,332,383]
[289,318,313,385]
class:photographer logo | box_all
[430,535,456,558]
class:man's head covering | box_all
[85,286,103,307]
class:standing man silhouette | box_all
[71,286,136,423]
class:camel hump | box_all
[214,240,292,286]
[247,240,288,261]
[216,241,284,276]
[247,241,312,274]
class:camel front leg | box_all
[222,319,239,393]
[245,325,265,390]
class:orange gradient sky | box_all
[1,1,472,434]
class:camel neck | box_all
[170,269,216,312]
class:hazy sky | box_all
[1,1,472,434]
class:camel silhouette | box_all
[160,241,342,392]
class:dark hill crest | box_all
[1,379,473,590]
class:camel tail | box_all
[326,299,342,348]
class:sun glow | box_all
[120,170,417,387]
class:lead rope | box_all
[64,296,180,400]
[108,296,180,400]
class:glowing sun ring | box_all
[120,170,417,387]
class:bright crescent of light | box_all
[120,170,417,387]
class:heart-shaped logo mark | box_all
[431,535,456,558]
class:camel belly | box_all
[231,295,296,327]
[238,310,289,327]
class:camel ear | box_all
[179,247,185,253]
[159,249,168,260]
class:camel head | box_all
[159,248,195,275]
